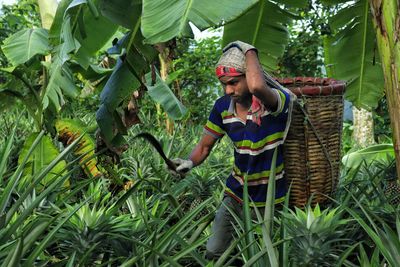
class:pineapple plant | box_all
[177,173,219,220]
[282,204,351,266]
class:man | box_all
[171,40,294,260]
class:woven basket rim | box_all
[275,77,346,96]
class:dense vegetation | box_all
[1,0,399,266]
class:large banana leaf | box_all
[342,144,394,169]
[223,0,306,71]
[141,0,258,44]
[99,59,141,111]
[17,133,68,191]
[96,58,141,142]
[58,15,80,63]
[42,14,80,110]
[49,0,73,42]
[96,29,157,143]
[38,0,58,30]
[1,28,51,66]
[98,0,141,30]
[72,0,119,69]
[145,71,188,120]
[42,58,78,110]
[323,0,384,109]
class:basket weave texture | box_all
[277,77,346,206]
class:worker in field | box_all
[170,40,295,260]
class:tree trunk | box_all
[352,107,375,147]
[369,0,400,180]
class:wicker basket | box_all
[277,77,346,207]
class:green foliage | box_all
[323,0,385,109]
[98,0,141,30]
[373,96,392,142]
[172,36,222,124]
[55,119,102,178]
[70,1,119,69]
[342,120,355,155]
[17,132,68,191]
[96,57,142,142]
[1,0,400,265]
[278,1,331,77]
[0,129,85,265]
[2,28,51,66]
[0,109,32,166]
[345,200,400,266]
[146,71,188,120]
[282,204,351,266]
[141,0,257,44]
[55,180,136,264]
[0,1,42,125]
[1,117,399,265]
[223,0,306,71]
[0,0,41,68]
[342,143,394,170]
[336,160,393,207]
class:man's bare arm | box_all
[189,134,218,167]
[245,50,279,111]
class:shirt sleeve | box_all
[270,88,291,117]
[203,102,225,139]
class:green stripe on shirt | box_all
[233,131,284,150]
[233,163,285,181]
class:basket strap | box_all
[296,99,336,194]
[263,70,297,141]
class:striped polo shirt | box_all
[204,87,293,206]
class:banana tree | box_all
[2,0,257,156]
[222,0,308,71]
[323,0,400,180]
[0,0,118,131]
[95,0,259,147]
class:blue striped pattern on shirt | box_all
[204,88,292,206]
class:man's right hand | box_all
[169,158,193,176]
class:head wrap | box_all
[215,47,245,78]
[215,46,287,92]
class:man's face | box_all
[219,75,251,104]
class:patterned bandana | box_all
[250,96,265,126]
[215,66,243,78]
[215,47,245,78]
[228,95,265,126]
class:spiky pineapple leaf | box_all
[18,133,68,191]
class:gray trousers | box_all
[205,195,247,260]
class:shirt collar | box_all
[228,99,235,114]
[227,96,263,115]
